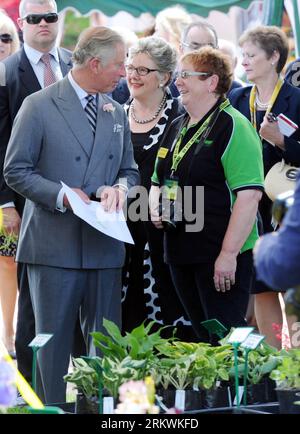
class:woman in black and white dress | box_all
[122,36,194,340]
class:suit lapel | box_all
[84,94,115,181]
[272,81,290,115]
[18,48,41,94]
[53,77,94,157]
[58,48,73,76]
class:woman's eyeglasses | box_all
[125,65,159,76]
[21,13,59,25]
[0,33,13,44]
[175,71,211,80]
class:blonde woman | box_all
[0,10,19,61]
[0,10,20,357]
[154,5,192,54]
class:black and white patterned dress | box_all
[122,90,194,340]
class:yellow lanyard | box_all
[171,99,230,173]
[249,77,284,131]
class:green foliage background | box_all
[61,11,89,50]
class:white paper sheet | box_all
[61,182,134,244]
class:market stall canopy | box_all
[56,0,253,17]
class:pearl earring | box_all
[159,83,164,88]
[271,62,275,66]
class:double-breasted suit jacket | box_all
[4,76,139,269]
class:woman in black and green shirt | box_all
[150,47,264,343]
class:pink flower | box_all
[103,103,115,113]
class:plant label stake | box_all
[201,319,228,338]
[103,396,114,414]
[175,389,185,412]
[228,327,254,409]
[240,333,265,406]
[29,334,53,393]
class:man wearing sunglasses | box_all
[0,0,81,388]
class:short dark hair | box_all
[239,25,289,74]
[181,46,233,97]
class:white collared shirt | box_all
[67,70,97,109]
[23,42,63,88]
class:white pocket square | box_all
[113,123,123,133]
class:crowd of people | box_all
[0,0,300,403]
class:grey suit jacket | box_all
[4,76,139,269]
[0,47,72,210]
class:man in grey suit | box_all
[4,26,139,403]
[0,0,85,384]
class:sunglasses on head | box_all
[0,33,13,43]
[22,12,58,25]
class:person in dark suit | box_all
[0,9,20,359]
[0,0,80,384]
[4,25,139,403]
[229,25,300,349]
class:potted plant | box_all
[270,349,300,414]
[64,319,172,413]
[63,357,101,414]
[154,341,233,411]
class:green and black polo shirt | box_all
[151,99,264,265]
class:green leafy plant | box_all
[102,356,148,398]
[0,230,17,253]
[154,341,233,391]
[221,329,281,385]
[270,349,300,389]
[63,358,99,398]
[64,319,173,400]
[91,319,173,362]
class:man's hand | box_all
[100,186,126,212]
[2,207,21,235]
[63,188,91,209]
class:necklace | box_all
[255,93,270,110]
[130,93,167,124]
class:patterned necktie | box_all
[84,94,97,135]
[40,53,57,87]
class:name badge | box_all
[157,147,169,159]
